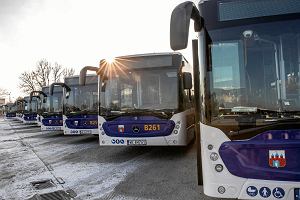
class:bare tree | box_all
[52,62,63,83]
[19,71,37,94]
[33,59,52,88]
[62,68,75,78]
[0,88,9,97]
[19,59,75,94]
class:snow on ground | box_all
[0,118,220,200]
[0,120,62,200]
[0,119,149,200]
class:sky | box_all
[0,0,198,101]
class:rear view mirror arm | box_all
[79,66,99,86]
[49,83,71,96]
[170,1,202,51]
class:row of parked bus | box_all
[3,53,195,146]
[3,0,300,199]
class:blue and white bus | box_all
[62,75,99,135]
[21,96,38,124]
[29,91,46,126]
[15,99,25,121]
[47,83,69,131]
[40,85,64,131]
[170,0,300,199]
[4,103,17,120]
[80,53,195,146]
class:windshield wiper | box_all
[215,107,300,129]
[229,106,300,115]
[220,106,300,117]
[123,108,174,115]
[101,108,174,119]
[228,118,300,140]
[68,110,97,116]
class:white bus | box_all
[48,83,70,131]
[29,91,46,126]
[21,96,38,124]
[55,76,99,135]
[4,103,17,120]
[80,52,195,146]
[170,0,300,199]
[37,86,64,131]
[15,99,25,121]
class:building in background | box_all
[0,98,5,115]
[0,98,5,106]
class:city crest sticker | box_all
[118,125,125,133]
[269,150,286,168]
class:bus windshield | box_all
[64,84,98,115]
[100,67,178,114]
[6,104,15,113]
[24,97,30,112]
[207,19,300,125]
[44,93,63,113]
[24,97,38,113]
[42,87,63,113]
[31,99,38,112]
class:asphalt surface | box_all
[0,118,221,200]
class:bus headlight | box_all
[74,121,79,126]
[218,186,226,194]
[207,144,213,150]
[173,121,180,134]
[210,152,219,161]
[215,164,223,172]
[89,120,98,126]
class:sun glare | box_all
[105,56,116,64]
[99,57,133,80]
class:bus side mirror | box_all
[101,82,107,92]
[79,66,99,86]
[66,91,70,99]
[183,72,192,89]
[170,1,202,50]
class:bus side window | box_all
[180,59,194,110]
[183,72,193,102]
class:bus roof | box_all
[64,74,98,86]
[42,85,63,93]
[199,0,300,30]
[116,52,182,59]
[107,52,184,70]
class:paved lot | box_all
[0,118,220,200]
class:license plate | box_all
[80,130,92,134]
[295,188,300,200]
[46,127,61,130]
[127,140,147,146]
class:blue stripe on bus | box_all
[219,129,300,182]
[42,115,63,126]
[6,113,16,117]
[65,114,98,129]
[102,116,175,137]
[23,113,37,121]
